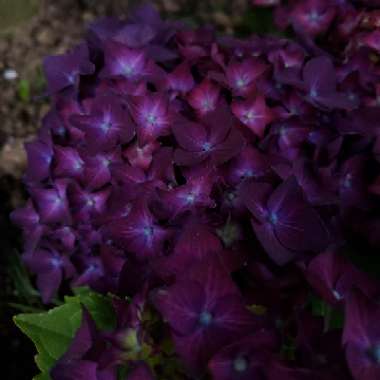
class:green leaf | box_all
[14,289,117,379]
[68,287,117,331]
[14,301,83,378]
[18,79,31,102]
[310,295,344,331]
[33,373,51,380]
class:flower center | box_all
[369,345,380,363]
[146,113,157,126]
[199,311,213,326]
[332,290,343,300]
[342,173,352,189]
[244,111,256,121]
[308,11,321,22]
[310,88,318,98]
[143,226,154,238]
[186,193,195,204]
[122,64,135,77]
[236,78,247,88]
[233,357,248,372]
[50,257,62,268]
[268,212,278,225]
[202,99,212,111]
[101,121,112,132]
[202,142,212,152]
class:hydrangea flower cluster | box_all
[12,3,380,380]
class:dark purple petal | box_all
[43,43,95,94]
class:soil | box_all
[0,1,251,378]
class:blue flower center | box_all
[233,357,248,372]
[50,257,62,268]
[308,11,321,22]
[122,64,134,76]
[310,88,318,98]
[101,121,112,132]
[143,226,154,238]
[342,174,352,189]
[369,345,380,363]
[146,113,157,125]
[236,78,247,88]
[202,142,212,152]
[268,212,278,225]
[199,311,213,326]
[202,99,212,111]
[186,193,195,204]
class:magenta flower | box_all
[70,95,135,152]
[300,56,359,111]
[53,146,84,180]
[306,249,379,306]
[24,248,75,303]
[157,166,216,219]
[31,179,71,224]
[188,79,220,115]
[290,0,336,37]
[129,93,172,144]
[154,256,260,373]
[13,4,380,379]
[106,200,170,259]
[166,62,194,96]
[225,58,267,96]
[343,291,380,380]
[208,330,278,380]
[232,96,275,137]
[173,104,245,166]
[100,40,153,81]
[241,177,329,265]
[24,139,53,183]
[43,43,95,94]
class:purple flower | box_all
[188,79,220,115]
[166,62,194,96]
[51,310,116,380]
[24,139,53,183]
[53,146,84,179]
[154,220,223,279]
[290,0,336,37]
[306,249,379,306]
[241,177,329,265]
[24,248,75,303]
[173,104,245,166]
[157,167,216,218]
[82,150,122,190]
[343,291,380,380]
[232,96,275,138]
[100,40,153,81]
[43,43,95,94]
[208,330,278,380]
[68,183,111,222]
[129,93,171,144]
[154,256,260,373]
[300,56,359,110]
[225,146,271,186]
[123,141,159,170]
[225,58,267,96]
[106,200,170,260]
[70,95,135,153]
[31,180,71,225]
